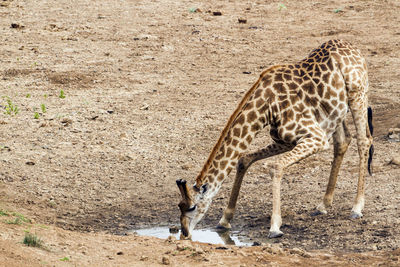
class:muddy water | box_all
[133,227,253,246]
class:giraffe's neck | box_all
[195,72,274,194]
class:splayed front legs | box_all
[217,143,293,230]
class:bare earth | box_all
[1,0,400,266]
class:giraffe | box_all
[176,40,374,239]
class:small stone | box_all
[169,226,179,234]
[162,256,170,265]
[126,231,137,236]
[180,164,192,170]
[238,18,247,24]
[388,128,400,135]
[61,118,73,126]
[11,23,24,29]
[270,245,284,255]
[176,242,193,251]
[389,157,400,165]
[165,235,177,243]
[116,251,123,255]
[290,247,310,257]
[388,128,400,141]
[213,11,222,16]
[195,247,204,254]
[140,104,149,110]
[140,255,149,261]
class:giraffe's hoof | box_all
[350,212,363,219]
[311,210,327,216]
[216,223,231,231]
[268,230,283,238]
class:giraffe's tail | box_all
[367,107,374,176]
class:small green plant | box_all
[278,3,287,11]
[333,8,342,13]
[26,93,31,98]
[3,97,19,115]
[36,224,49,229]
[43,94,48,98]
[47,200,56,208]
[23,232,43,248]
[60,257,70,262]
[12,212,31,223]
[40,104,46,113]
[34,112,40,119]
[0,209,9,216]
[6,217,22,225]
[59,89,65,99]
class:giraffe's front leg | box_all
[267,132,328,238]
[218,157,248,230]
[268,163,284,238]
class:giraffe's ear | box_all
[176,179,191,200]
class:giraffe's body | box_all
[176,40,373,238]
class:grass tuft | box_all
[23,232,43,248]
[41,104,46,113]
[6,217,22,225]
[60,257,70,262]
[3,97,19,115]
[0,209,9,216]
[59,89,66,99]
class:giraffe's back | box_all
[255,40,367,144]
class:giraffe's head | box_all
[176,179,210,239]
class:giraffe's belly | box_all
[317,104,348,139]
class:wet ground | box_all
[134,227,253,246]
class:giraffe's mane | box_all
[195,65,280,187]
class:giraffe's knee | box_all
[237,156,250,173]
[336,140,351,155]
[267,162,283,178]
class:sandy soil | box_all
[1,0,400,265]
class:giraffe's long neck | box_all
[195,70,275,194]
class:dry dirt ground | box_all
[1,0,400,266]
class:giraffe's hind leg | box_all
[217,143,293,230]
[348,100,372,219]
[314,121,351,215]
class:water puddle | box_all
[133,227,253,246]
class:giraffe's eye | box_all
[187,205,197,212]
